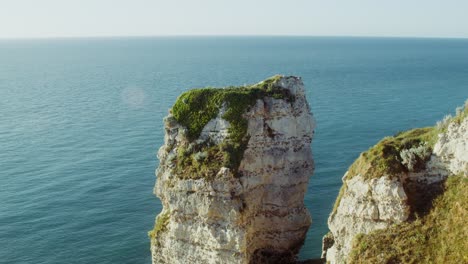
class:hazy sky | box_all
[1,0,467,38]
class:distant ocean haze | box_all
[1,37,467,263]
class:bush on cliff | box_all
[347,127,437,181]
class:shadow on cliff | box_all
[403,178,446,220]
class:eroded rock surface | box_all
[151,76,315,264]
[324,175,409,263]
[323,103,468,264]
[433,118,468,176]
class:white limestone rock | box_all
[151,76,315,264]
[323,105,468,264]
[324,174,409,263]
[433,117,468,176]
[199,104,231,145]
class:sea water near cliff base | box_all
[1,37,468,264]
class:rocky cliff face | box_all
[323,174,410,263]
[150,76,315,264]
[323,102,468,264]
[432,115,468,175]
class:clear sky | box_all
[1,0,467,39]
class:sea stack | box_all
[150,76,316,264]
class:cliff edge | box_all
[150,76,316,264]
[323,100,468,264]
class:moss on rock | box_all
[346,127,438,181]
[172,75,291,141]
[344,99,467,182]
[170,75,294,179]
[330,127,438,215]
[148,211,170,244]
[331,100,468,215]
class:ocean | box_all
[1,36,467,263]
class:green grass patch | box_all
[349,175,467,264]
[345,100,468,183]
[330,127,437,215]
[148,211,170,243]
[172,75,291,141]
[175,142,237,180]
[332,127,438,214]
[330,101,468,215]
[346,127,437,181]
[170,75,294,179]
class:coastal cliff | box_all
[323,101,468,264]
[150,76,315,264]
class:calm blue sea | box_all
[1,37,467,263]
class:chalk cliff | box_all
[150,76,315,264]
[323,101,468,264]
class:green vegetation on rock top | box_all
[344,99,468,183]
[172,75,291,141]
[330,127,437,215]
[169,75,295,179]
[331,99,468,221]
[348,175,467,264]
[347,127,437,181]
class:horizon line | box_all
[1,34,468,41]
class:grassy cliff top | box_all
[346,127,438,181]
[349,175,467,264]
[171,75,293,141]
[345,99,468,182]
[331,99,467,215]
[169,75,295,180]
